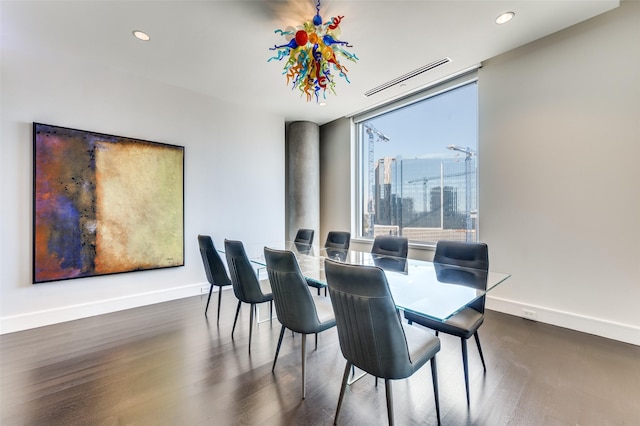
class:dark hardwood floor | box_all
[1,290,639,425]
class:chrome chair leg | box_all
[461,338,470,405]
[301,334,307,399]
[272,325,286,371]
[384,379,394,426]
[216,286,223,324]
[431,356,441,425]
[248,303,255,352]
[474,331,487,371]
[204,284,214,316]
[334,361,352,424]
[231,301,242,339]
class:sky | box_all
[364,82,478,162]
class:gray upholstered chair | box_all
[371,235,408,258]
[308,231,352,296]
[197,235,233,323]
[264,247,336,399]
[294,228,315,245]
[404,240,489,405]
[293,228,315,255]
[371,235,408,273]
[324,231,351,251]
[324,258,441,425]
[224,239,273,353]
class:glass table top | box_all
[254,242,511,322]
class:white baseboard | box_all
[4,288,638,347]
[487,295,640,347]
[0,282,221,335]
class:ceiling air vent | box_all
[364,57,451,97]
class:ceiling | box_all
[2,0,619,125]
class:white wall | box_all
[0,47,285,333]
[320,2,640,345]
[479,1,640,345]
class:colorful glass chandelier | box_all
[268,0,358,103]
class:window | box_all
[354,77,478,245]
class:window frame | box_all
[351,69,480,247]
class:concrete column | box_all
[287,121,319,242]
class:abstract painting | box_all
[33,123,184,283]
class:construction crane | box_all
[447,145,476,241]
[363,122,390,237]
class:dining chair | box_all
[404,240,489,405]
[371,235,408,258]
[308,231,352,296]
[324,258,441,425]
[324,231,351,251]
[264,247,336,399]
[294,228,315,245]
[197,235,233,324]
[224,239,274,353]
[293,228,315,255]
[324,231,351,262]
[371,235,408,273]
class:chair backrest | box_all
[324,258,415,380]
[371,235,408,259]
[197,235,231,286]
[294,228,315,246]
[224,239,266,304]
[264,247,325,334]
[434,240,489,312]
[324,231,350,261]
[324,231,351,250]
[434,240,489,270]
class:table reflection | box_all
[372,254,407,273]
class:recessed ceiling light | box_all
[319,102,327,107]
[132,30,150,41]
[496,11,515,25]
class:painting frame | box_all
[33,123,185,284]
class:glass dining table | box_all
[254,241,511,323]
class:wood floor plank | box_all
[1,291,639,425]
